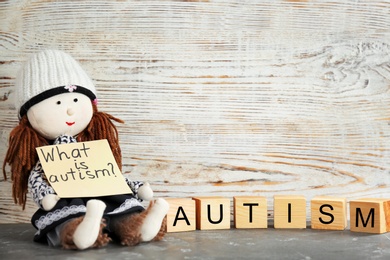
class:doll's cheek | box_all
[27,109,38,128]
[26,109,44,133]
[27,106,55,139]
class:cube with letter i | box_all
[234,196,268,229]
[192,197,231,230]
[165,198,196,233]
[350,198,390,234]
[311,196,347,230]
[273,195,306,229]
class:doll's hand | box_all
[138,182,154,201]
[42,194,60,211]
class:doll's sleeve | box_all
[28,161,56,208]
[27,135,75,208]
[123,176,144,201]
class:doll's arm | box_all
[137,182,153,201]
[28,161,57,210]
[123,176,154,201]
[41,194,60,211]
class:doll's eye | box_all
[56,101,61,105]
[73,98,78,103]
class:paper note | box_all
[36,139,132,198]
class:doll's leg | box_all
[139,198,169,242]
[72,200,107,249]
[61,200,110,250]
[151,213,167,242]
[112,198,169,246]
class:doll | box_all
[2,50,169,250]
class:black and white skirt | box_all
[31,194,145,244]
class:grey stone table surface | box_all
[1,223,390,259]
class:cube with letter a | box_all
[192,197,231,230]
[311,196,347,230]
[350,198,390,234]
[165,198,196,233]
[273,195,306,229]
[234,196,267,229]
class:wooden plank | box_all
[1,0,390,223]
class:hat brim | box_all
[19,85,96,118]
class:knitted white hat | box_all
[15,50,97,118]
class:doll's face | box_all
[27,92,93,140]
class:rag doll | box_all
[2,49,169,250]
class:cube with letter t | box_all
[234,196,268,229]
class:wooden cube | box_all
[165,198,196,233]
[192,197,231,230]
[234,196,267,229]
[273,195,306,229]
[350,198,390,234]
[311,196,347,230]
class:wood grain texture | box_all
[1,0,390,223]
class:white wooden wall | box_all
[1,0,390,223]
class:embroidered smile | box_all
[66,122,75,126]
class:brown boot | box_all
[60,216,111,249]
[112,199,169,246]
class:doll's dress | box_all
[28,135,145,245]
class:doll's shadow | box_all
[0,224,120,257]
[0,223,170,259]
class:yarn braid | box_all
[2,116,48,209]
[77,104,124,169]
